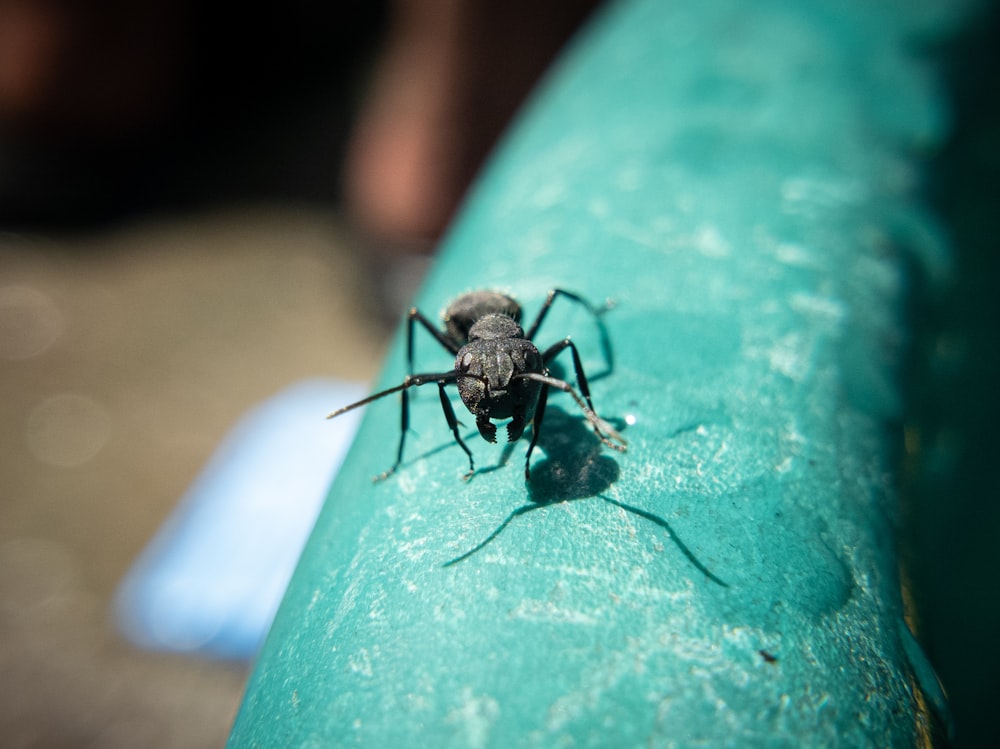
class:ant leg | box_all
[524,288,610,341]
[525,289,615,377]
[514,371,626,452]
[537,342,626,451]
[542,338,595,412]
[326,370,459,481]
[436,380,476,479]
[407,307,460,373]
[376,386,410,481]
[524,383,550,480]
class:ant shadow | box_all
[471,405,620,496]
[442,408,727,587]
[389,400,624,483]
[442,494,728,588]
[526,405,622,503]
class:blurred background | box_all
[0,0,997,747]
[0,1,599,746]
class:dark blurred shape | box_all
[343,0,602,245]
[0,0,387,228]
[0,0,602,242]
[905,4,1000,748]
[0,0,185,135]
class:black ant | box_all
[327,289,627,481]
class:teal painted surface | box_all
[229,0,968,745]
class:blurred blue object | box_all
[115,379,366,661]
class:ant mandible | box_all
[327,289,627,481]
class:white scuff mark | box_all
[509,598,600,626]
[367,585,387,622]
[774,242,819,268]
[768,332,812,381]
[790,292,847,331]
[444,687,500,749]
[694,225,731,258]
[397,470,418,495]
[531,182,566,208]
[608,218,670,251]
[396,535,431,562]
[783,420,807,448]
[327,524,372,635]
[348,647,374,677]
[711,440,730,463]
[780,176,867,213]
